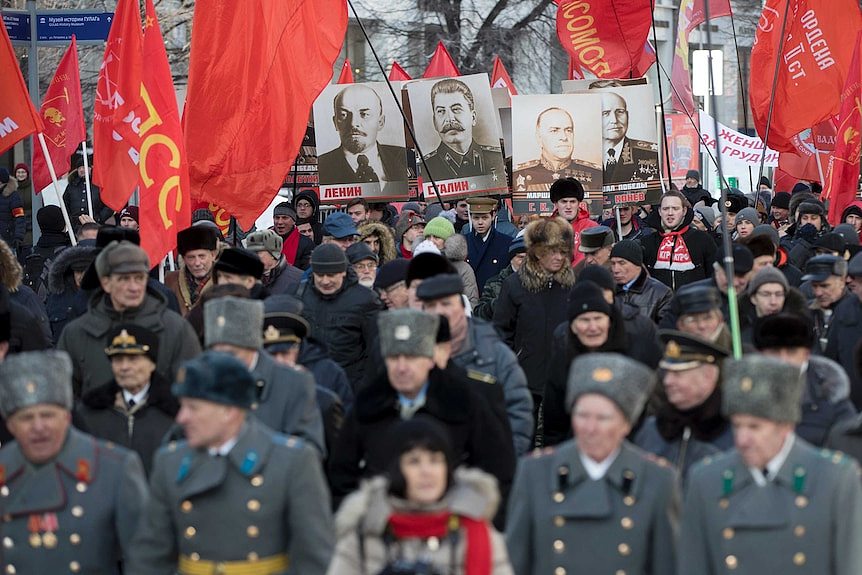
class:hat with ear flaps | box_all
[172,351,256,409]
[524,216,573,256]
[722,355,804,423]
[565,352,656,422]
[0,351,74,418]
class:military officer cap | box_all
[415,273,464,301]
[172,351,256,409]
[204,296,264,351]
[95,241,150,278]
[466,197,497,214]
[105,324,159,363]
[722,355,804,423]
[262,295,310,352]
[671,284,722,316]
[378,309,439,359]
[0,350,74,418]
[565,352,656,423]
[658,330,729,371]
[549,177,585,203]
[578,225,614,253]
[801,254,847,282]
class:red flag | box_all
[0,20,43,154]
[184,0,347,228]
[776,122,836,188]
[337,59,354,84]
[568,56,584,80]
[92,0,143,210]
[825,32,862,225]
[490,56,518,96]
[423,41,460,78]
[32,37,86,193]
[672,0,732,115]
[750,0,862,153]
[633,40,657,77]
[389,61,412,81]
[136,0,191,266]
[556,0,652,79]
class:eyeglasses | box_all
[353,262,378,272]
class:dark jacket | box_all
[493,257,575,397]
[681,184,711,207]
[262,257,302,295]
[57,289,202,396]
[0,180,25,246]
[7,298,52,354]
[273,226,315,270]
[641,208,717,290]
[615,267,673,324]
[473,265,514,321]
[825,293,862,409]
[45,244,97,343]
[297,269,383,388]
[826,412,862,467]
[797,356,857,446]
[299,338,355,412]
[63,172,113,224]
[465,226,513,292]
[600,213,655,242]
[293,189,323,245]
[22,229,72,300]
[76,372,179,476]
[327,367,516,516]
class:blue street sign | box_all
[1,11,30,43]
[36,11,113,43]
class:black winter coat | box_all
[615,268,673,324]
[299,338,354,412]
[297,270,383,388]
[62,172,113,224]
[0,185,25,245]
[826,294,862,409]
[641,209,717,290]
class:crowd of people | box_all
[1,157,862,574]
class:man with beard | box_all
[318,84,408,187]
[513,107,602,194]
[421,79,505,181]
[601,91,659,184]
[346,241,379,289]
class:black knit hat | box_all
[36,205,65,233]
[310,244,349,275]
[406,253,455,287]
[578,265,615,292]
[743,235,777,259]
[567,280,612,321]
[374,259,410,290]
[549,177,585,203]
[753,313,814,350]
[609,240,643,267]
[771,192,791,210]
[759,176,772,188]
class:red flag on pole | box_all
[750,0,862,153]
[490,56,518,96]
[136,0,191,266]
[423,41,460,78]
[671,0,732,115]
[825,32,862,225]
[92,0,143,210]
[633,40,657,77]
[184,0,347,228]
[389,61,412,81]
[0,20,43,154]
[337,59,354,84]
[32,37,86,194]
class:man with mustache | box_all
[421,78,505,181]
[318,84,409,187]
[600,91,659,185]
[513,107,603,194]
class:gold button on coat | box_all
[247,499,261,512]
[184,526,196,539]
[794,525,806,537]
[181,501,193,513]
[70,561,80,573]
[69,533,81,545]
[189,553,200,561]
[554,568,566,575]
[6,565,15,574]
[618,543,631,556]
[71,506,84,517]
[722,528,735,540]
[623,496,635,506]
[793,552,806,566]
[2,537,11,549]
[251,475,264,487]
[553,539,565,552]
[795,496,808,508]
[621,517,633,529]
[616,571,626,575]
[554,516,565,527]
[725,555,738,569]
[247,525,260,538]
[553,492,565,503]
[76,482,87,493]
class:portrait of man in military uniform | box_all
[599,90,660,186]
[513,105,603,194]
[314,83,409,189]
[408,75,506,188]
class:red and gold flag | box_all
[32,37,86,193]
[423,41,460,78]
[0,20,43,154]
[136,0,191,266]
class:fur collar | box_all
[0,239,22,291]
[1,178,17,198]
[518,257,575,293]
[334,467,500,538]
[80,371,179,415]
[355,367,470,424]
[48,245,98,294]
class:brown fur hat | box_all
[524,216,573,257]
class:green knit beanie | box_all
[423,216,455,240]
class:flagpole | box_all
[80,142,94,218]
[812,129,826,184]
[703,0,741,359]
[757,0,792,186]
[345,0,445,208]
[729,11,754,192]
[650,0,673,184]
[37,133,77,246]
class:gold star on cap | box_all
[740,377,753,392]
[263,325,281,343]
[25,381,36,395]
[665,340,681,358]
[217,316,226,327]
[112,329,137,347]
[592,368,613,382]
[176,367,186,384]
[394,325,411,341]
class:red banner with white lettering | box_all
[555,0,652,79]
[423,42,460,78]
[490,55,518,96]
[0,20,43,154]
[825,32,862,225]
[93,0,143,210]
[32,37,86,193]
[750,0,862,153]
[136,0,191,266]
[671,0,732,115]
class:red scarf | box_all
[387,511,492,575]
[400,243,413,259]
[280,227,301,265]
[655,225,695,271]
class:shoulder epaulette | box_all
[515,159,540,170]
[466,369,497,384]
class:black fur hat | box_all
[172,351,256,408]
[753,313,814,350]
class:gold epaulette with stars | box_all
[466,369,497,385]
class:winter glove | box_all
[796,223,819,244]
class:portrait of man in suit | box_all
[600,90,659,185]
[317,84,408,186]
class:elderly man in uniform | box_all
[0,350,148,574]
[128,351,334,575]
[506,353,678,575]
[679,355,862,575]
[463,196,512,291]
[421,78,504,181]
[513,107,603,194]
[601,91,659,184]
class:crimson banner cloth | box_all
[0,19,43,154]
[184,0,347,228]
[750,0,862,152]
[423,41,461,78]
[490,55,518,96]
[337,59,354,84]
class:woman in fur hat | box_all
[358,220,398,265]
[327,417,513,575]
[494,217,576,424]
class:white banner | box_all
[699,112,778,189]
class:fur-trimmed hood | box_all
[1,177,17,198]
[0,239,22,291]
[48,245,98,294]
[518,217,575,292]
[334,467,500,538]
[443,233,468,262]
[358,221,397,264]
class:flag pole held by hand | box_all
[37,133,77,246]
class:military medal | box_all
[42,514,59,548]
[27,515,42,548]
[42,532,57,548]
